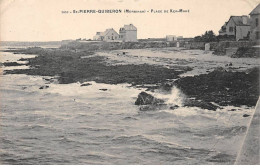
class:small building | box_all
[249,3,260,42]
[166,35,177,41]
[219,22,228,35]
[220,16,250,41]
[119,24,137,42]
[93,28,120,42]
[93,32,103,41]
[177,36,183,40]
[102,28,120,42]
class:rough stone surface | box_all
[135,92,164,105]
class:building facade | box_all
[166,35,177,41]
[249,4,260,42]
[219,22,227,35]
[119,24,137,42]
[93,28,120,42]
[219,16,250,41]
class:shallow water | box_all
[0,49,255,164]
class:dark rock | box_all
[18,58,29,61]
[43,78,56,83]
[99,89,108,91]
[184,99,219,111]
[159,83,173,92]
[81,83,92,87]
[170,105,179,110]
[174,67,259,107]
[243,114,250,117]
[232,47,260,58]
[135,91,164,105]
[39,85,49,89]
[3,62,25,66]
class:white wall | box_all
[124,30,137,42]
[236,26,250,41]
[226,19,236,36]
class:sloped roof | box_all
[101,28,119,36]
[120,24,137,31]
[249,3,260,15]
[228,16,250,26]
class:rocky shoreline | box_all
[2,47,259,110]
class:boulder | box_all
[184,99,219,111]
[170,105,179,110]
[243,114,250,117]
[80,83,92,87]
[135,92,164,105]
[39,85,49,89]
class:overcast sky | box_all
[1,0,259,41]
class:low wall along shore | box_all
[60,40,260,58]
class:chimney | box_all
[242,15,248,24]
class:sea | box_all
[0,45,255,164]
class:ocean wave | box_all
[194,125,247,138]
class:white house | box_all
[93,28,120,42]
[249,3,260,42]
[119,24,137,42]
[219,15,250,41]
[166,35,177,41]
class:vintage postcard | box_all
[0,0,259,165]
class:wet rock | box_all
[243,114,250,117]
[159,83,173,92]
[3,62,25,66]
[135,91,164,105]
[43,78,56,83]
[80,83,92,87]
[99,89,108,91]
[175,67,259,107]
[18,58,29,61]
[39,85,49,89]
[170,105,179,110]
[184,99,219,111]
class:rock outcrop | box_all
[135,92,164,105]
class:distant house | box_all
[119,24,137,42]
[177,36,183,40]
[93,28,119,42]
[166,35,177,41]
[219,16,250,41]
[102,28,120,41]
[249,3,260,42]
[93,32,103,41]
[219,22,228,35]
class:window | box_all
[229,27,234,32]
[256,32,259,40]
[256,18,259,27]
